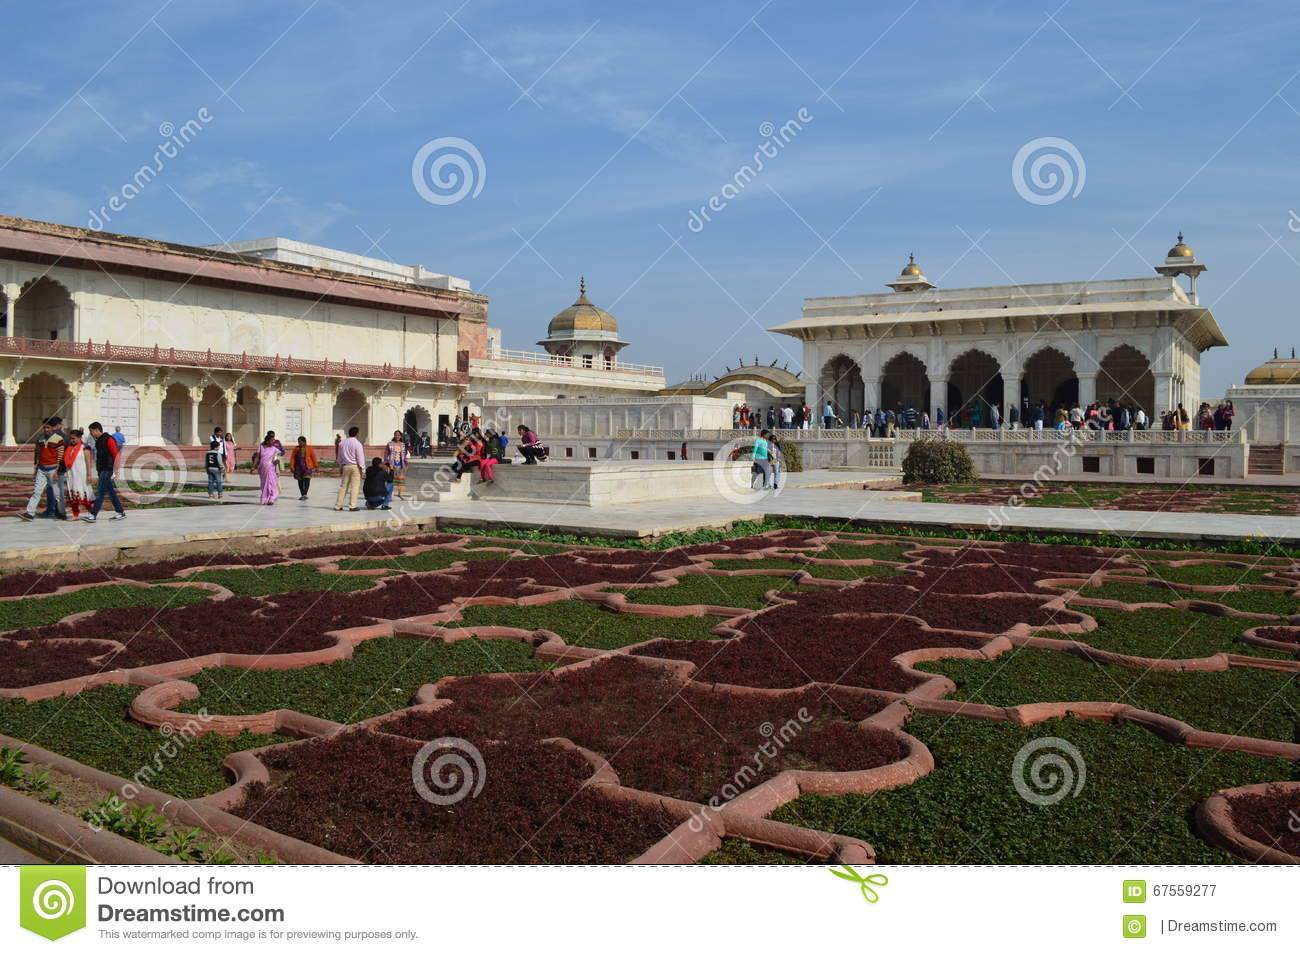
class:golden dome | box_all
[900,253,923,277]
[546,276,619,336]
[1167,232,1194,258]
[1245,353,1300,386]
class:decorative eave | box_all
[0,216,469,319]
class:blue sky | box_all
[4,0,1299,395]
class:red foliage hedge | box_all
[234,728,678,864]
[382,656,900,804]
[0,553,286,597]
[788,581,1062,632]
[637,616,981,692]
[1227,786,1300,858]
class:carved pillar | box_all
[863,377,880,413]
[223,389,235,437]
[2,384,14,445]
[1077,371,1098,407]
[930,378,948,422]
[1002,375,1021,423]
[189,388,202,445]
[2,287,15,338]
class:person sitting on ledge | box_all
[517,425,547,464]
[363,457,392,510]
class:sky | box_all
[3,0,1299,396]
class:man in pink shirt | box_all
[334,426,366,511]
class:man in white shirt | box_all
[781,404,794,428]
[823,402,834,429]
[334,426,366,511]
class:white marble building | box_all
[0,217,479,449]
[770,238,1226,426]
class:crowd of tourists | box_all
[15,410,555,522]
[776,395,1235,437]
[21,416,128,523]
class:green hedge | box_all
[901,439,977,484]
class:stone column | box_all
[804,380,819,413]
[863,377,880,413]
[2,289,15,338]
[223,390,235,437]
[2,385,14,445]
[189,389,201,445]
[1153,373,1174,414]
[1002,375,1021,423]
[1077,371,1097,407]
[929,378,948,421]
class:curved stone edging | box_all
[1195,782,1300,865]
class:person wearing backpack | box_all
[205,427,227,500]
[82,422,125,522]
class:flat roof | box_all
[0,216,473,319]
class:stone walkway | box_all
[3,469,1299,566]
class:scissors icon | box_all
[829,864,888,903]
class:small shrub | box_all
[901,439,976,484]
[774,439,802,473]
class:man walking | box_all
[22,417,66,521]
[82,421,125,522]
[335,425,365,511]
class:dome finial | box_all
[579,275,586,297]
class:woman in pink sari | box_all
[250,431,283,505]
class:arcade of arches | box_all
[814,345,1157,423]
[0,373,400,449]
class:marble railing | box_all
[893,427,1243,444]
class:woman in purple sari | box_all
[251,431,283,505]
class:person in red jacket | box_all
[82,421,126,522]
